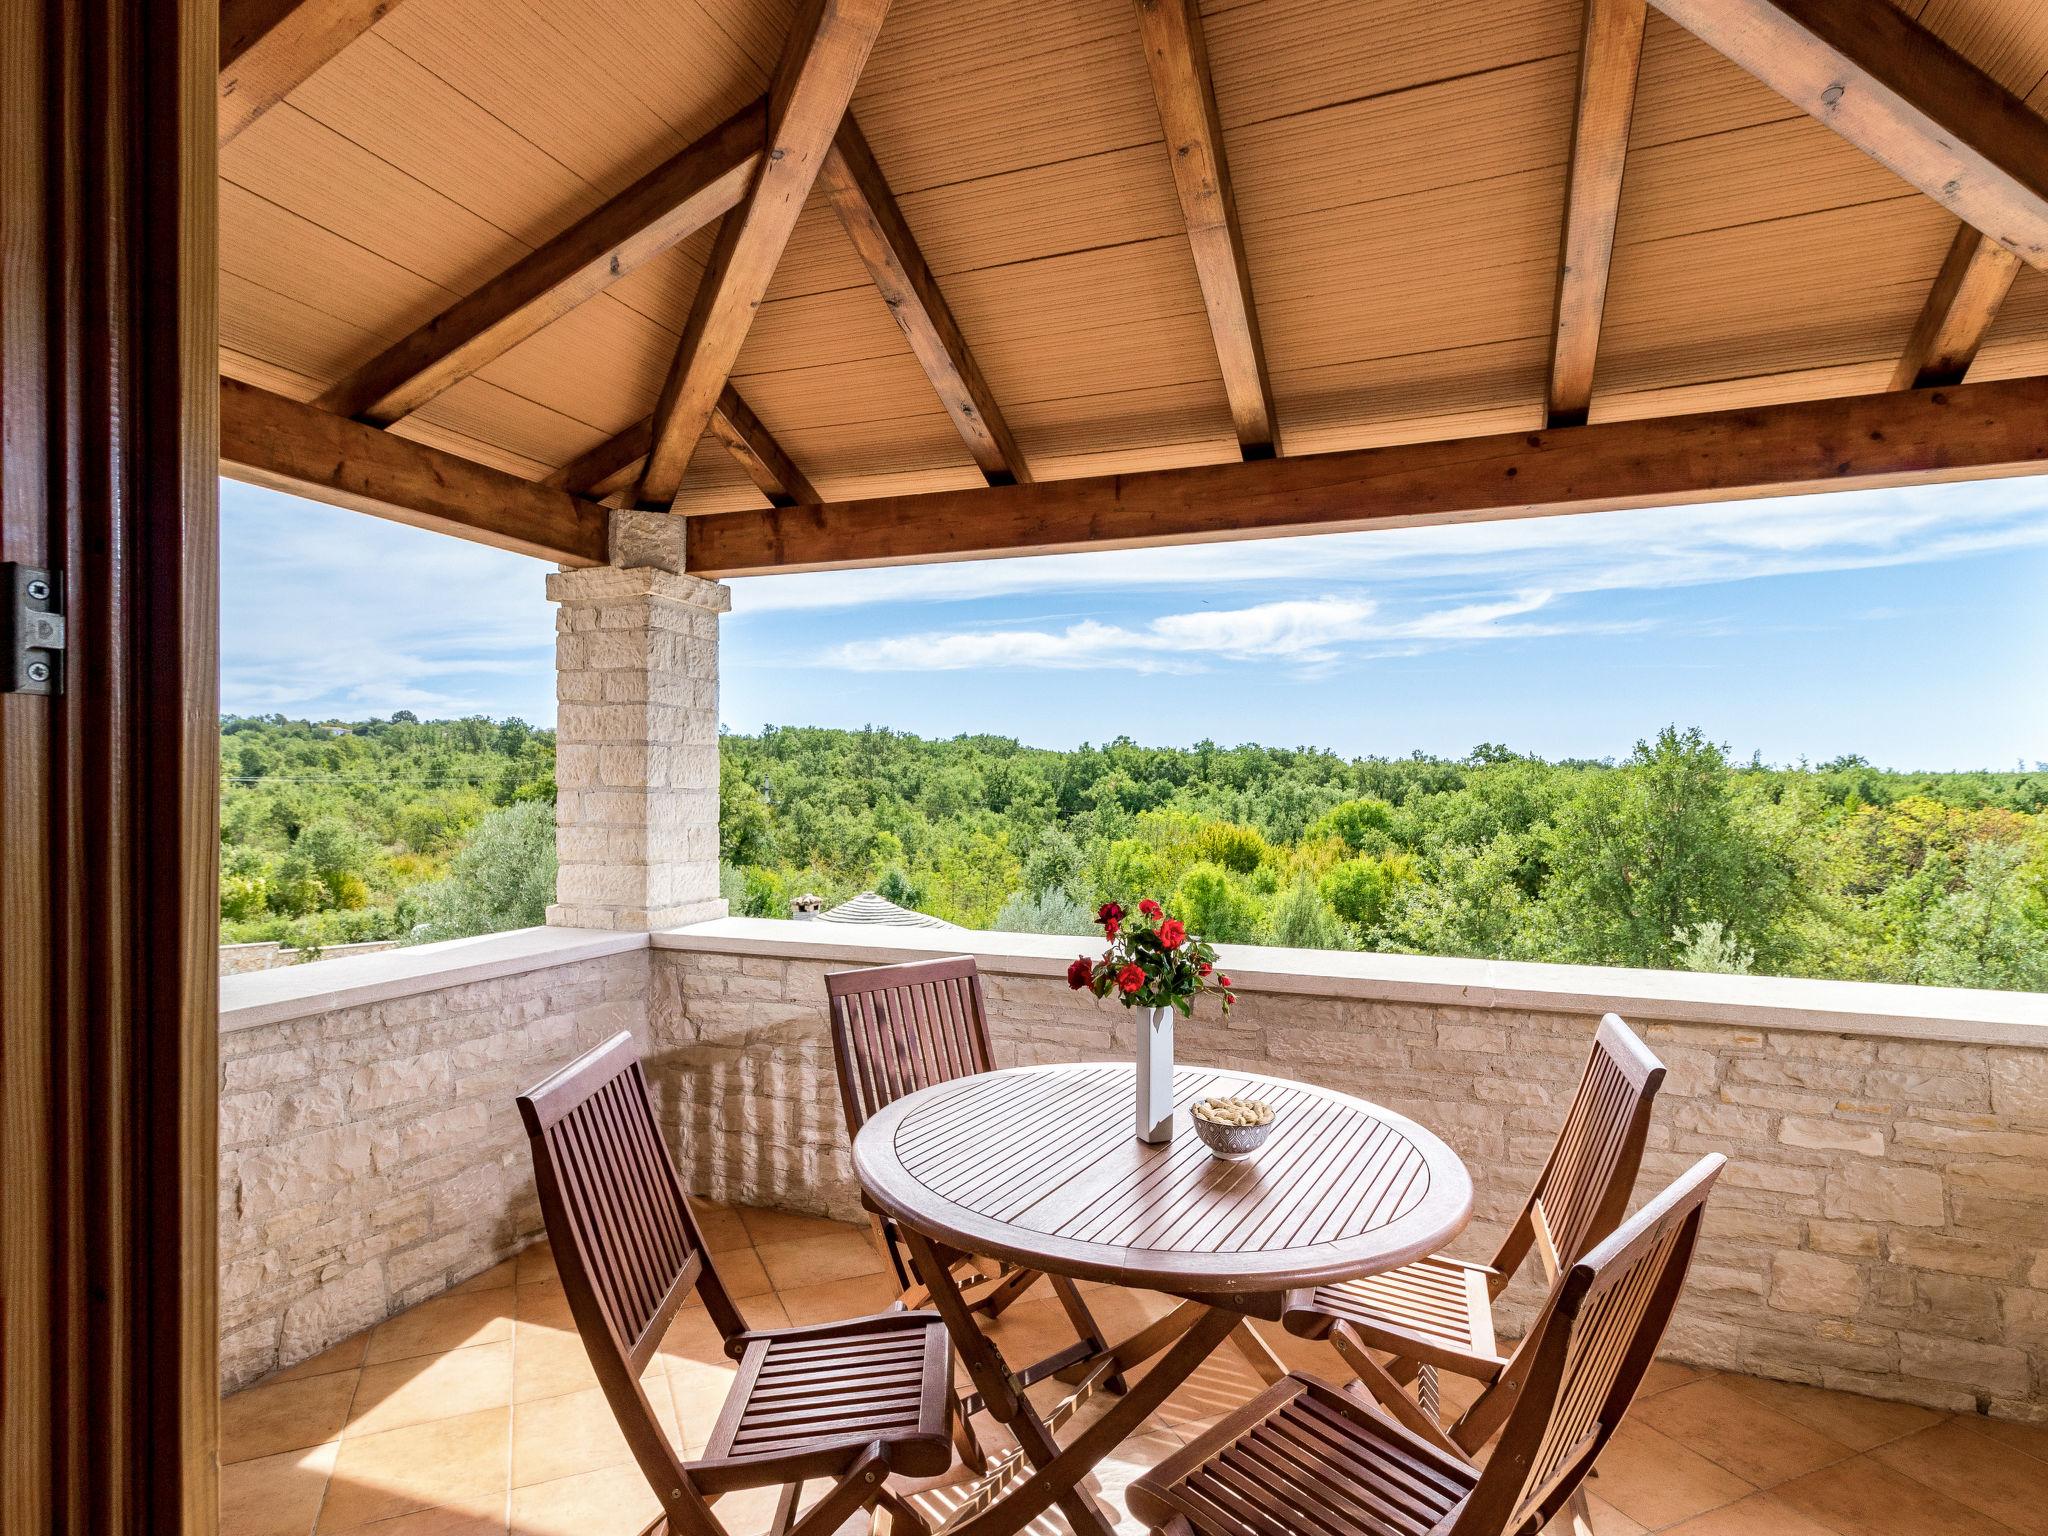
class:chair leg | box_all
[770,1480,803,1536]
[1546,1485,1596,1535]
[950,1385,988,1474]
[1328,1322,1465,1460]
[1047,1274,1128,1395]
[874,1487,930,1536]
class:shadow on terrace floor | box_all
[220,1202,2048,1536]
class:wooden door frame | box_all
[1,0,220,1529]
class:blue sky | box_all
[220,475,2048,771]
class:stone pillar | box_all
[546,512,730,931]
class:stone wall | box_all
[220,939,400,976]
[648,926,2048,1422]
[218,943,649,1390]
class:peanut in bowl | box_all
[1191,1095,1277,1161]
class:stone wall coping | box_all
[651,917,2048,1049]
[219,926,646,1034]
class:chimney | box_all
[789,893,823,921]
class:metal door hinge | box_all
[5,564,65,695]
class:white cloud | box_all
[729,478,2048,617]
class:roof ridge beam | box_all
[545,383,817,508]
[685,374,2048,575]
[1546,0,1647,429]
[314,98,767,425]
[1132,0,1278,458]
[1648,0,2048,270]
[220,0,402,146]
[637,0,893,509]
[820,117,1030,485]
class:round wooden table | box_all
[854,1061,1472,1536]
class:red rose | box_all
[1067,956,1095,990]
[1104,915,1120,940]
[1096,901,1124,928]
[1117,963,1145,994]
[1138,899,1163,918]
[1198,961,1213,975]
[1158,918,1185,947]
[1217,975,1231,988]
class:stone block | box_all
[279,1261,385,1364]
[1824,1162,1946,1227]
[1779,1115,1885,1157]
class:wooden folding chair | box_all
[827,955,1126,1355]
[1131,1154,1725,1536]
[518,1033,955,1536]
[1282,1012,1666,1451]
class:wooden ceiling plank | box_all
[220,0,401,145]
[637,0,893,508]
[219,379,609,564]
[314,99,766,425]
[1131,0,1278,458]
[1648,0,2048,269]
[685,373,2048,575]
[1889,222,2025,389]
[1548,0,1649,428]
[820,118,1030,485]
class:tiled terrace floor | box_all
[222,1202,2048,1536]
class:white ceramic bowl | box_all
[1192,1109,1277,1161]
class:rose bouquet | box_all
[1067,899,1232,1143]
[1066,899,1235,1016]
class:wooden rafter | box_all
[684,374,2048,576]
[820,119,1029,485]
[1649,0,2048,269]
[1132,0,1277,457]
[1889,224,2024,391]
[1546,0,1648,428]
[637,0,893,508]
[219,0,401,145]
[315,100,766,425]
[220,380,609,564]
[545,385,817,507]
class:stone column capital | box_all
[545,564,731,613]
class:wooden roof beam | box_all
[546,385,817,507]
[1132,0,1277,458]
[315,99,766,425]
[685,374,2048,576]
[637,0,893,509]
[1889,224,2024,391]
[820,119,1030,485]
[220,0,402,146]
[220,380,610,565]
[1649,0,2048,270]
[1546,0,1648,428]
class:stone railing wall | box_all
[649,920,2048,1422]
[218,928,649,1390]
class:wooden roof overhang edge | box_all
[681,374,2048,576]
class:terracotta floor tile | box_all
[1868,1418,2048,1536]
[691,1202,755,1253]
[1720,1376,1944,1453]
[447,1258,519,1295]
[512,1385,652,1488]
[507,1463,663,1536]
[1589,1421,1756,1529]
[709,1244,774,1299]
[340,1506,508,1536]
[1583,1492,1647,1536]
[270,1331,370,1384]
[775,1272,901,1327]
[736,1206,863,1247]
[318,1406,510,1533]
[1637,1378,1855,1488]
[512,1313,599,1404]
[1641,1359,1709,1398]
[514,1242,555,1286]
[1962,1415,2048,1465]
[753,1230,887,1291]
[366,1290,515,1365]
[1660,1491,1846,1536]
[222,1369,360,1463]
[220,1440,340,1536]
[347,1340,514,1438]
[1774,1454,2024,1536]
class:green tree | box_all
[1321,858,1394,928]
[1173,862,1265,944]
[412,801,557,942]
[1268,874,1346,949]
[1908,843,2048,990]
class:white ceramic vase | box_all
[1134,1003,1174,1143]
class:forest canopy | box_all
[221,716,2048,992]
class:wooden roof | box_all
[216,0,2048,572]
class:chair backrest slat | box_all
[1494,1014,1665,1284]
[518,1033,747,1514]
[1454,1155,1723,1536]
[826,956,998,1138]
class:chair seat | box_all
[1129,1373,1480,1536]
[1290,1254,1501,1372]
[699,1311,954,1482]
